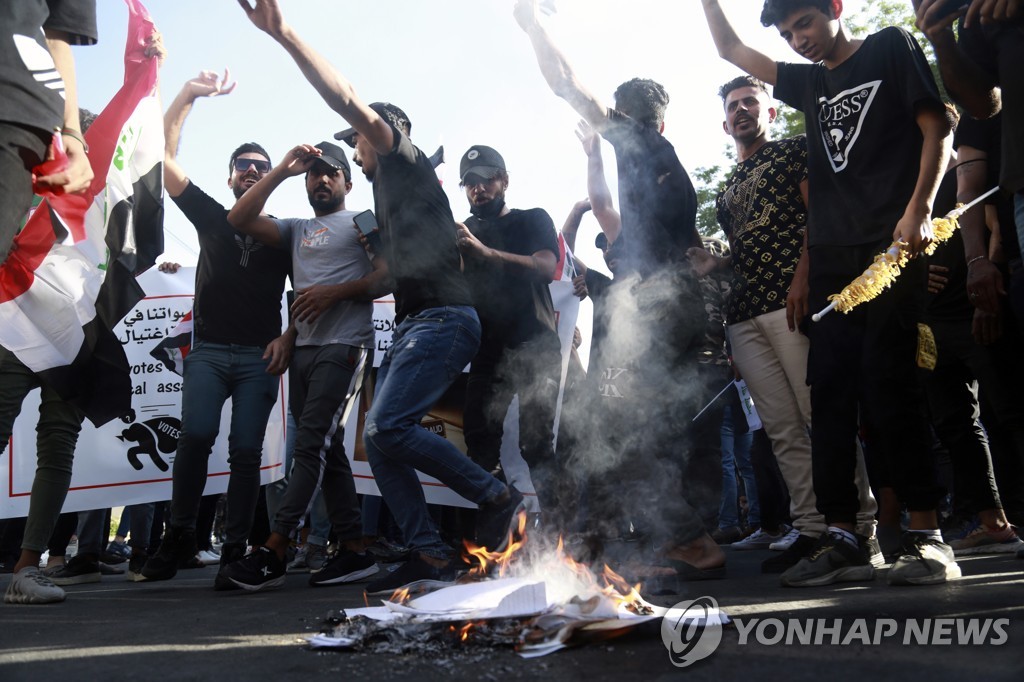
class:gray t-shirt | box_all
[275,210,374,348]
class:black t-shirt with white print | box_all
[172,182,290,347]
[372,122,474,323]
[774,27,944,248]
[1,1,97,131]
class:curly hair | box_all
[718,75,770,103]
[613,78,670,130]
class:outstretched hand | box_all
[575,119,600,157]
[143,31,167,67]
[513,0,541,31]
[237,0,288,37]
[185,69,236,100]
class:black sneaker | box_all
[308,549,379,587]
[141,526,197,582]
[213,542,247,592]
[779,532,875,587]
[761,534,817,574]
[364,538,413,563]
[888,533,961,585]
[218,547,286,592]
[475,486,526,552]
[46,554,101,586]
[364,554,459,598]
[127,553,148,582]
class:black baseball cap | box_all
[334,102,412,147]
[313,141,350,175]
[459,145,506,183]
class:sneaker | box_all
[102,540,132,565]
[214,542,247,591]
[46,554,102,586]
[98,561,125,576]
[141,526,197,582]
[769,526,800,551]
[364,538,412,564]
[947,522,1024,556]
[862,536,885,568]
[196,549,221,566]
[4,566,66,604]
[218,547,286,592]
[731,527,784,551]
[762,534,818,573]
[888,533,961,586]
[710,526,745,545]
[127,554,148,582]
[286,545,310,573]
[306,543,328,572]
[364,554,459,598]
[309,549,379,587]
[475,486,526,552]
[780,532,875,587]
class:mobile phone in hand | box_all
[353,209,382,251]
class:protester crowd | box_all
[2,0,1023,606]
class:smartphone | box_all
[934,0,969,19]
[353,209,378,235]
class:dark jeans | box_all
[271,344,365,543]
[808,243,943,523]
[464,334,561,511]
[169,341,279,545]
[0,122,50,264]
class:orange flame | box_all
[387,587,411,604]
[461,510,529,578]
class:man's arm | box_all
[786,178,811,331]
[455,222,557,282]
[957,146,1005,316]
[912,1,1000,119]
[576,120,621,242]
[560,199,591,253]
[227,144,321,247]
[892,106,952,256]
[291,255,393,324]
[238,0,394,155]
[164,70,236,198]
[700,0,779,86]
[513,0,608,130]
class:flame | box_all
[388,587,411,604]
[461,510,529,578]
[458,622,474,642]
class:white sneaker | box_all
[4,566,66,604]
[732,527,784,550]
[196,550,221,566]
[769,526,800,551]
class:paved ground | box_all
[1,548,1022,680]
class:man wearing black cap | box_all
[238,0,528,595]
[455,145,563,520]
[142,71,292,588]
[218,139,387,591]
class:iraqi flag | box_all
[149,310,193,376]
[552,233,577,281]
[0,0,163,426]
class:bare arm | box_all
[700,0,779,86]
[238,0,394,155]
[227,144,322,247]
[576,120,621,243]
[290,256,393,324]
[786,178,811,331]
[957,147,1004,315]
[513,0,608,130]
[560,199,592,252]
[163,70,237,198]
[35,30,93,194]
[892,106,952,256]
[455,222,557,282]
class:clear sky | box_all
[71,0,877,358]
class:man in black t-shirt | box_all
[239,0,525,596]
[455,145,563,519]
[141,72,293,588]
[1,0,96,265]
[702,0,958,587]
[515,0,724,582]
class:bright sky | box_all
[72,0,878,359]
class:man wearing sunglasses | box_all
[142,71,292,588]
[455,145,563,523]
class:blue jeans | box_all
[364,306,504,558]
[719,405,759,529]
[266,408,331,546]
[169,341,279,545]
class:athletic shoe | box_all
[4,566,66,604]
[475,486,526,552]
[780,532,875,587]
[731,527,784,551]
[308,549,379,587]
[364,554,459,598]
[306,543,328,572]
[286,545,310,573]
[214,542,247,591]
[98,561,125,576]
[219,547,286,592]
[769,526,800,551]
[863,536,886,568]
[46,554,101,586]
[196,549,221,566]
[141,526,197,582]
[762,534,817,574]
[888,533,961,586]
[364,538,412,563]
[948,522,1024,555]
[710,526,745,545]
[102,540,131,565]
[127,554,148,582]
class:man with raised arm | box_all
[514,0,725,583]
[236,0,526,595]
[700,0,958,586]
[141,71,293,589]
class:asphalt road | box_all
[1,548,1022,680]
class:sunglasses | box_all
[234,158,271,174]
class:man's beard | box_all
[310,193,343,214]
[470,195,506,219]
